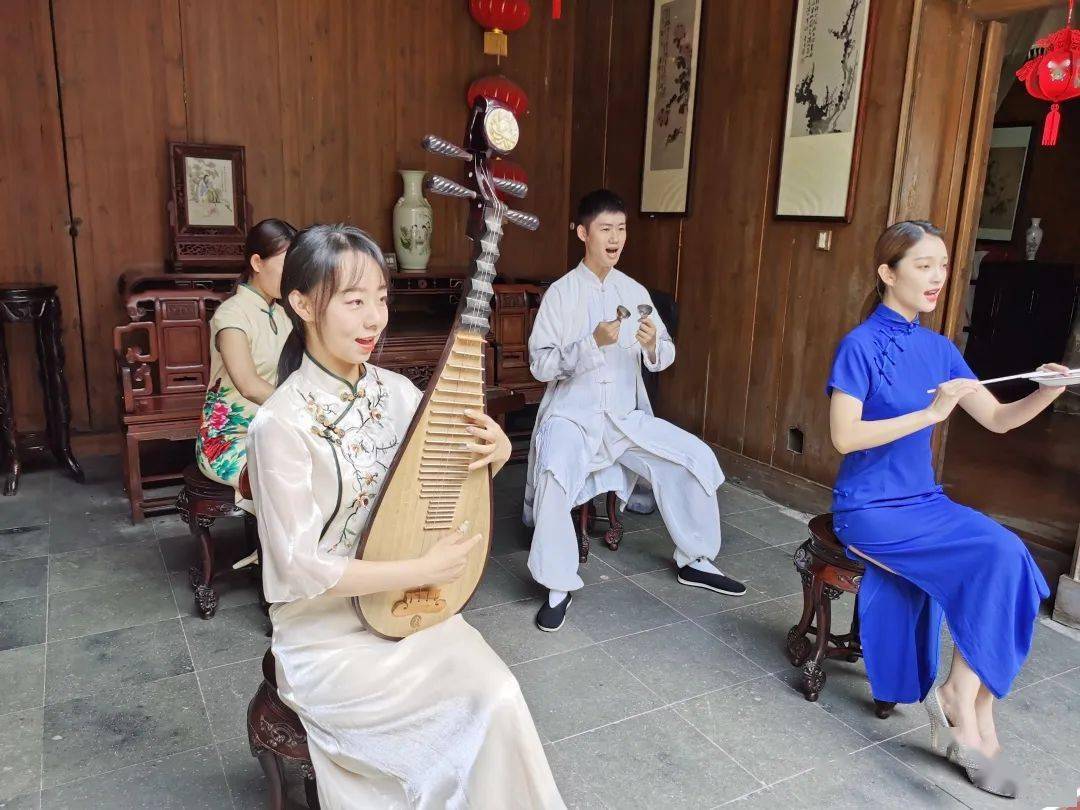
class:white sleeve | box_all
[247,410,349,603]
[528,287,605,382]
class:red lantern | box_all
[1015,0,1080,146]
[469,0,531,58]
[467,75,530,118]
[490,158,528,201]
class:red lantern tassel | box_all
[553,0,561,19]
[1042,103,1061,146]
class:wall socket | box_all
[815,230,833,251]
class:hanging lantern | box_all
[469,0,531,58]
[467,75,530,118]
[1015,0,1080,146]
[490,158,528,201]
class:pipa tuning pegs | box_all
[424,174,477,200]
[422,135,472,161]
[505,209,540,231]
[491,177,528,198]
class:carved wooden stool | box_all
[175,463,257,618]
[787,514,896,718]
[570,491,624,563]
[0,283,83,495]
[248,648,319,810]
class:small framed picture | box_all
[977,125,1035,242]
[640,0,704,215]
[168,142,249,267]
[775,0,878,221]
[383,252,399,272]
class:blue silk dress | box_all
[827,303,1049,703]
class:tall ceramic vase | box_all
[392,170,433,272]
[1024,217,1043,261]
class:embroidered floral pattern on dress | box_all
[301,376,400,553]
[196,378,253,485]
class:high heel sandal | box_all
[923,686,952,753]
[945,741,1018,799]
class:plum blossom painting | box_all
[641,0,702,214]
[776,0,876,221]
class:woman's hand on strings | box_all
[926,378,982,424]
[419,528,482,585]
[463,409,512,471]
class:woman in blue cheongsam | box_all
[826,221,1069,798]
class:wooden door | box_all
[51,0,188,432]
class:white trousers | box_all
[527,418,722,592]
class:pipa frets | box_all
[351,95,540,639]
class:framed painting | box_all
[168,142,249,268]
[775,0,878,221]
[977,125,1035,242]
[640,0,703,215]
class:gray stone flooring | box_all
[1,454,1078,809]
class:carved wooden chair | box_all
[787,513,896,718]
[570,493,624,563]
[175,463,257,619]
[114,287,229,521]
[248,647,319,810]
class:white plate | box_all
[1038,371,1080,387]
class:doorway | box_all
[912,1,1080,580]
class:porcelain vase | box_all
[1024,217,1043,261]
[392,170,432,272]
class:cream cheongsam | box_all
[246,354,564,810]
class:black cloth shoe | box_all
[676,565,747,596]
[535,593,573,632]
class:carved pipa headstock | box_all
[422,95,539,336]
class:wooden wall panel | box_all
[600,0,681,295]
[675,0,793,454]
[11,0,573,435]
[568,0,992,494]
[0,0,88,432]
[771,0,919,484]
[891,0,985,335]
[277,0,354,226]
[500,3,576,280]
[181,0,287,222]
[53,0,187,431]
[566,0,613,269]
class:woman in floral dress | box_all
[196,218,296,495]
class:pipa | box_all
[351,95,539,639]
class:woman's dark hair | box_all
[862,220,945,318]
[242,218,298,281]
[276,224,389,383]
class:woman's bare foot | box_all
[938,682,982,749]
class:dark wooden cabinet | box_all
[964,261,1080,383]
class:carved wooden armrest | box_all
[114,322,158,409]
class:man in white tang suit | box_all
[524,190,747,632]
